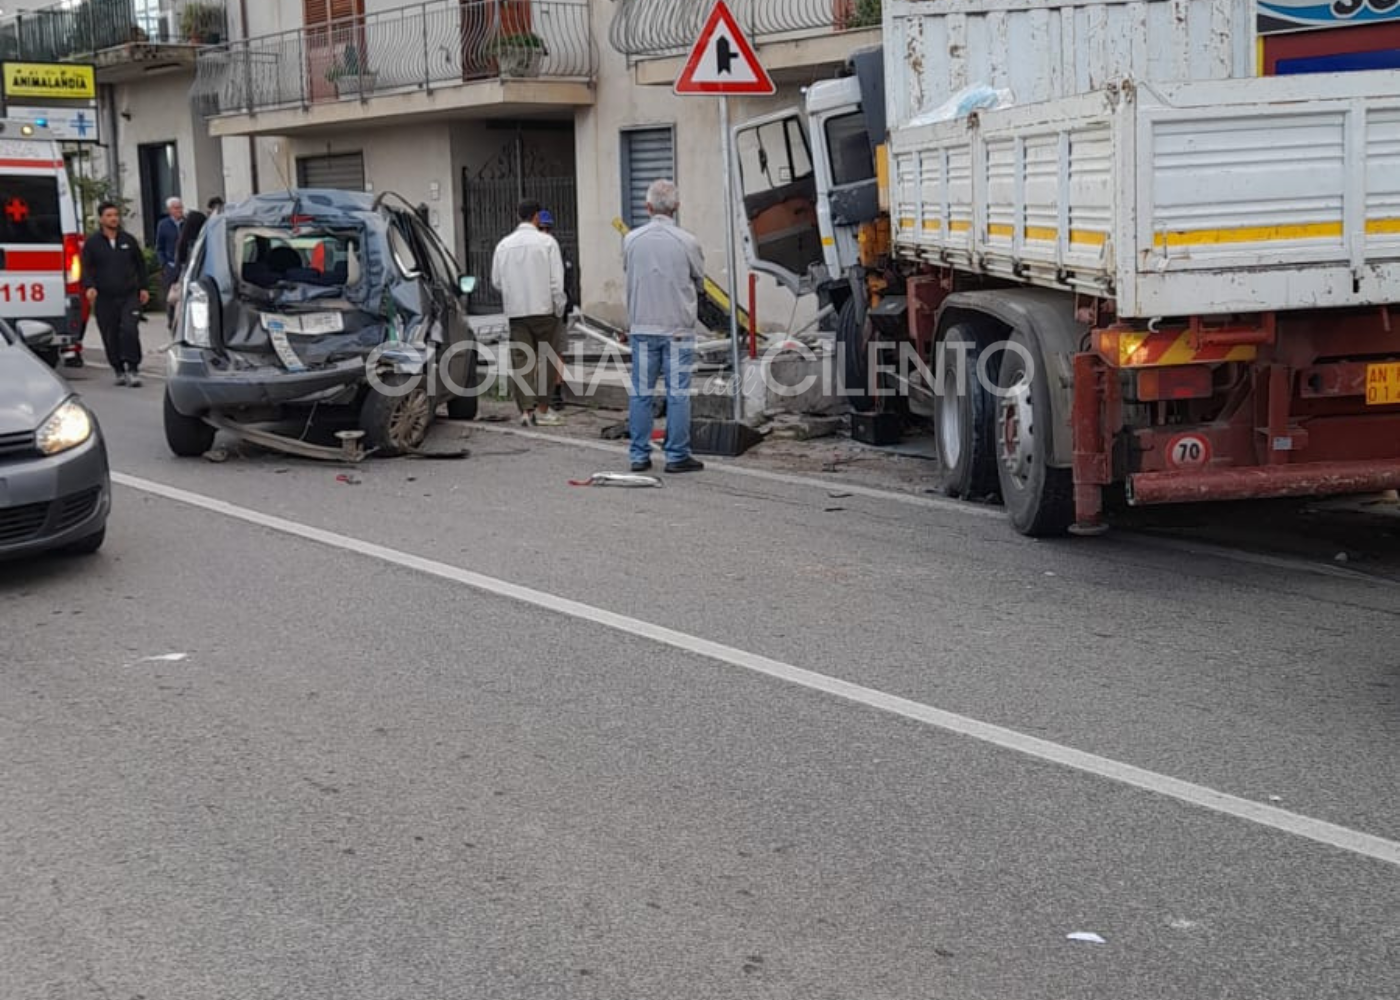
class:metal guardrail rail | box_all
[608,0,880,59]
[192,0,593,118]
[0,0,224,62]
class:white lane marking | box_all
[112,470,1400,868]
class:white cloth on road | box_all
[491,222,566,319]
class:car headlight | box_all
[36,398,93,456]
[185,282,211,348]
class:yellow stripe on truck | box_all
[1154,221,1342,247]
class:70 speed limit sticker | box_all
[1166,433,1211,469]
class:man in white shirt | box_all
[491,199,566,426]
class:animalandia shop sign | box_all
[1,63,97,101]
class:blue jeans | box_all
[629,334,694,466]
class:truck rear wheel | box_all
[837,298,875,412]
[934,323,1000,500]
[996,332,1073,536]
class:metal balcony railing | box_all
[0,0,226,63]
[192,0,593,118]
[609,0,880,59]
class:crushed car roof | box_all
[222,189,383,227]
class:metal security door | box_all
[462,135,577,313]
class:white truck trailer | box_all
[731,0,1400,535]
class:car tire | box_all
[164,389,216,457]
[36,347,60,368]
[445,347,480,421]
[996,331,1074,537]
[67,527,105,555]
[362,376,434,456]
[934,323,1001,501]
[838,297,875,413]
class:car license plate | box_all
[261,311,344,335]
[1366,362,1400,406]
[266,321,307,373]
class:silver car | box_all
[0,319,110,558]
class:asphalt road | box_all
[2,364,1398,999]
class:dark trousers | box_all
[508,314,560,413]
[95,293,143,373]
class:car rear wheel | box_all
[164,389,217,457]
[362,376,434,456]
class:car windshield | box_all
[236,228,363,295]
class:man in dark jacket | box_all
[155,196,184,332]
[81,202,150,387]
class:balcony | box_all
[609,0,880,84]
[193,0,594,137]
[0,0,225,83]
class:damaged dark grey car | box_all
[163,190,484,458]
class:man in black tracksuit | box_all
[81,201,150,387]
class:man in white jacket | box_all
[491,199,566,426]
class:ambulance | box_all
[0,127,87,366]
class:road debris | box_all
[131,653,189,665]
[336,473,362,486]
[568,472,664,488]
[1066,932,1107,944]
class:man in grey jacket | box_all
[623,179,706,473]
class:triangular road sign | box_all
[674,0,775,96]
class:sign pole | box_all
[719,94,744,422]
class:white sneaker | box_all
[535,411,565,427]
[519,411,534,427]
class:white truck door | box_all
[731,110,826,295]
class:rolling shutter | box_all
[296,153,366,191]
[620,127,674,229]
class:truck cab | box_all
[730,55,882,298]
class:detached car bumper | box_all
[0,433,111,559]
[166,347,370,415]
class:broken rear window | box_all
[237,230,363,291]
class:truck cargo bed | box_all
[889,71,1400,319]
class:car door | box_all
[405,214,474,393]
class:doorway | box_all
[137,142,180,246]
[461,130,577,313]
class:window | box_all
[0,175,62,245]
[825,113,875,187]
[736,118,813,197]
[387,223,420,276]
[620,127,675,229]
[410,216,459,286]
[236,229,362,289]
[295,153,366,191]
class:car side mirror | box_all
[17,319,55,349]
[459,275,477,295]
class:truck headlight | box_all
[36,399,93,456]
[185,283,211,348]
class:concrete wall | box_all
[280,123,456,245]
[106,72,223,240]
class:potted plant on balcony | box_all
[326,44,378,97]
[181,2,226,45]
[488,31,547,78]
